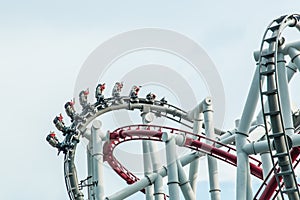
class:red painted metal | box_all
[103,125,264,189]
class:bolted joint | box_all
[162,132,186,146]
[91,120,107,141]
[141,112,155,124]
[204,97,212,106]
[288,47,300,62]
[202,97,213,113]
[92,120,102,130]
[162,132,173,142]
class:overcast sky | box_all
[1,1,300,199]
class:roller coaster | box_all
[47,14,300,200]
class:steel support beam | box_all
[142,107,159,200]
[91,120,105,200]
[189,111,203,194]
[243,134,300,154]
[236,65,261,200]
[203,98,221,200]
[142,141,154,200]
[148,142,164,200]
[87,142,94,200]
[177,160,195,200]
[277,53,294,136]
[164,134,180,200]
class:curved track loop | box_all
[64,139,84,200]
[64,98,194,200]
[103,124,263,188]
[258,14,300,198]
[65,97,228,200]
[76,97,192,133]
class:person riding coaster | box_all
[95,83,108,108]
[112,82,124,104]
[129,85,141,103]
[79,88,94,114]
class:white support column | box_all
[162,133,180,200]
[83,128,95,200]
[277,53,294,136]
[153,174,164,200]
[188,159,199,193]
[91,120,105,200]
[236,65,261,200]
[87,142,95,200]
[236,132,252,200]
[187,99,211,197]
[177,160,195,200]
[276,56,296,199]
[142,140,154,200]
[141,106,158,200]
[148,142,164,200]
[203,97,221,200]
[189,111,203,194]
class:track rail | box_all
[103,124,263,188]
[254,126,300,199]
[253,146,300,200]
[64,136,84,200]
[258,14,300,199]
[76,97,193,132]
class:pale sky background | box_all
[1,1,300,199]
